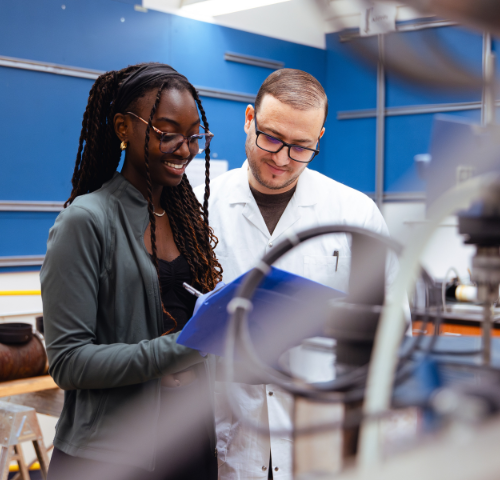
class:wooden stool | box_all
[0,401,49,480]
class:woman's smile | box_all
[162,159,188,175]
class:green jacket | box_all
[41,172,214,470]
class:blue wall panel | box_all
[196,97,248,170]
[322,33,377,190]
[0,0,173,71]
[0,0,326,262]
[322,118,376,193]
[384,109,482,192]
[0,68,92,201]
[0,212,59,256]
[325,26,489,197]
[385,27,483,108]
[171,16,326,95]
[2,2,491,264]
[384,114,432,193]
[325,34,377,111]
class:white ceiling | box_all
[324,0,426,32]
[142,0,427,49]
[143,0,327,48]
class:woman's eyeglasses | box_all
[126,112,214,156]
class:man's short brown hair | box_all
[255,68,328,123]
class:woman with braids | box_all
[40,63,223,480]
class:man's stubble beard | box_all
[245,136,301,191]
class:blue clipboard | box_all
[177,267,345,360]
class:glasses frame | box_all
[126,111,214,155]
[254,111,320,164]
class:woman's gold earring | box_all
[120,141,128,151]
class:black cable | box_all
[222,274,447,437]
[320,269,437,395]
[224,225,407,403]
[223,224,478,436]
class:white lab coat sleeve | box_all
[193,184,204,204]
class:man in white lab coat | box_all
[193,69,395,480]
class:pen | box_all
[333,250,339,272]
[183,282,203,298]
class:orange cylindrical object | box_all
[0,337,47,381]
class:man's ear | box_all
[244,104,255,134]
[319,126,326,139]
[114,113,130,143]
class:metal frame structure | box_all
[224,51,284,70]
[375,35,385,209]
[481,32,495,126]
[0,55,257,103]
[0,201,64,213]
[338,99,500,120]
[0,256,45,268]
[0,24,495,267]
[338,18,456,42]
[337,23,496,208]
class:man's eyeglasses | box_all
[254,111,320,163]
[126,112,214,156]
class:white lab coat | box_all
[193,161,398,480]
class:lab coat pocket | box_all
[303,255,351,292]
[214,382,233,466]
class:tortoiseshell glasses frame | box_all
[126,111,214,155]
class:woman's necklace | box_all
[153,207,166,217]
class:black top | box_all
[249,184,297,235]
[157,255,197,334]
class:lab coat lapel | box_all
[271,195,301,241]
[228,161,270,239]
[242,200,270,239]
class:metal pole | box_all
[482,301,493,365]
[480,33,496,363]
[375,35,386,209]
[472,247,500,366]
[481,32,495,127]
[357,35,386,467]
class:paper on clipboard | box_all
[177,267,345,364]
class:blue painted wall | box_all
[0,2,494,268]
[324,25,486,195]
[322,34,377,192]
[0,0,326,267]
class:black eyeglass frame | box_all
[126,111,214,155]
[253,111,320,164]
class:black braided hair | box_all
[67,63,223,334]
[190,88,211,225]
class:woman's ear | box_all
[114,113,129,142]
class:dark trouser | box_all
[48,445,217,480]
[48,381,217,480]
